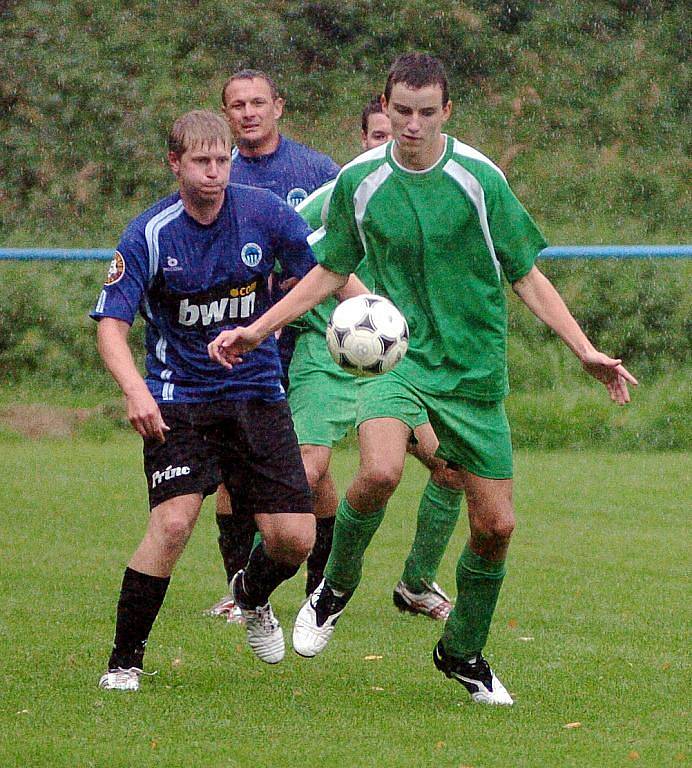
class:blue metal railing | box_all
[0,245,691,262]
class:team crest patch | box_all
[240,242,263,268]
[104,251,125,285]
[287,187,308,208]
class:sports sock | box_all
[306,516,335,596]
[108,567,170,670]
[216,513,257,585]
[400,480,462,592]
[324,498,385,593]
[237,543,300,608]
[441,543,506,660]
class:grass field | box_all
[0,438,688,768]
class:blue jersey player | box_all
[208,70,340,621]
[93,110,317,691]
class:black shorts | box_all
[143,399,313,515]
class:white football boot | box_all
[204,591,245,624]
[98,667,149,692]
[231,571,284,664]
[392,579,453,620]
[292,578,351,658]
[433,642,513,706]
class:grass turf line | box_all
[0,439,688,767]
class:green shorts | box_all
[288,332,370,447]
[355,371,512,479]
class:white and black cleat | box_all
[98,667,156,692]
[231,571,285,664]
[292,578,351,658]
[433,641,513,706]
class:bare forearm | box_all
[97,318,149,397]
[512,266,594,361]
[336,273,369,301]
[254,265,348,339]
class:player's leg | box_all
[395,421,464,619]
[287,333,356,595]
[100,405,217,690]
[206,483,257,621]
[301,444,338,595]
[224,399,315,664]
[426,394,514,705]
[293,416,411,657]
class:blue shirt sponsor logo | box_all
[90,185,315,404]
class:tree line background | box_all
[0,0,689,448]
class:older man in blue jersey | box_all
[93,110,317,691]
[208,70,340,621]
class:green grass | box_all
[0,439,688,767]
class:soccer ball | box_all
[326,294,409,376]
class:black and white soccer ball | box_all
[326,294,409,376]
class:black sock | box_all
[216,513,257,584]
[107,567,170,671]
[306,516,335,596]
[236,544,300,608]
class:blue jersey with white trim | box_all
[91,184,315,403]
[230,136,339,209]
[230,135,339,378]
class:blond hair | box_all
[168,110,231,156]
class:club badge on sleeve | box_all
[104,250,126,285]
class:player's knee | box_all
[263,522,315,565]
[473,511,515,543]
[157,513,196,549]
[360,464,402,501]
[303,461,325,492]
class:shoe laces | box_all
[252,603,278,632]
[421,579,451,601]
[111,667,157,679]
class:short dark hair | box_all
[221,69,280,106]
[361,96,384,134]
[383,53,449,105]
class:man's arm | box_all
[512,266,638,404]
[336,272,369,301]
[208,265,348,369]
[97,318,169,441]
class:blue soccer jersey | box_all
[230,135,339,379]
[230,136,339,209]
[91,184,315,403]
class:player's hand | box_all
[580,349,638,405]
[278,276,300,292]
[125,389,170,442]
[208,327,262,370]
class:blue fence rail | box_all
[0,245,691,262]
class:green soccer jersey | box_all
[315,135,548,401]
[295,180,374,335]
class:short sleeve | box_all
[486,173,548,284]
[90,227,150,325]
[317,173,365,276]
[272,201,317,280]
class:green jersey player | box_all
[209,54,637,706]
[290,98,464,618]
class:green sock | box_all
[400,480,462,591]
[324,498,385,593]
[442,543,507,660]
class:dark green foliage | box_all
[0,1,689,449]
[1,1,689,242]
